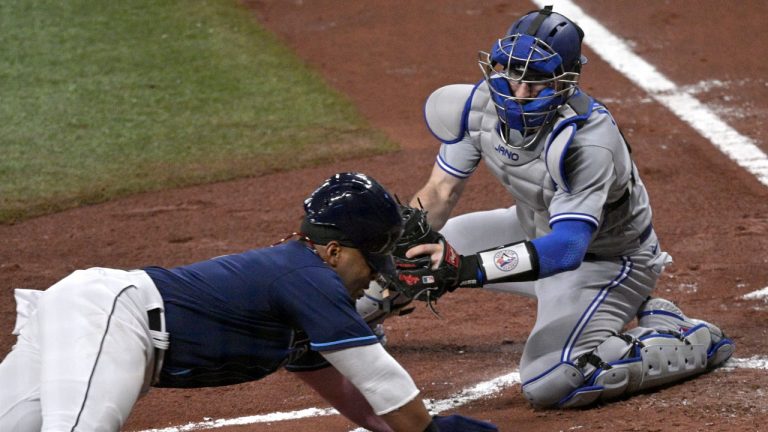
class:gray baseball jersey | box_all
[425,82,652,257]
[424,81,675,401]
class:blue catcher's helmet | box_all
[478,5,587,147]
[302,172,403,277]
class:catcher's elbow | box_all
[555,254,585,274]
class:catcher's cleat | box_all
[637,297,734,369]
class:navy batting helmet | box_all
[478,5,586,147]
[302,172,403,277]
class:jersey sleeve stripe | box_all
[549,213,599,227]
[310,335,379,350]
[437,154,474,179]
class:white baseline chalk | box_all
[137,359,765,432]
[743,286,768,301]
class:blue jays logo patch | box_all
[494,249,519,272]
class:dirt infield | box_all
[2,1,767,431]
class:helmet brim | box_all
[362,251,397,279]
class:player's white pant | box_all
[0,268,166,432]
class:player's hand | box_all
[394,237,480,302]
[405,242,444,270]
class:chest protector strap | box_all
[544,92,595,193]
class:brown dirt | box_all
[1,1,767,431]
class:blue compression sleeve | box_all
[530,220,595,278]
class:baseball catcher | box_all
[399,4,735,409]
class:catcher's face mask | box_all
[478,34,580,148]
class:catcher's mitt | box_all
[393,204,443,258]
[392,204,476,312]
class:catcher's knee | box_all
[521,362,585,408]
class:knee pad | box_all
[521,362,584,408]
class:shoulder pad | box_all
[424,84,475,143]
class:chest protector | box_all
[426,82,595,222]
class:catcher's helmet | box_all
[302,172,403,277]
[478,5,586,147]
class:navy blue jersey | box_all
[144,240,377,388]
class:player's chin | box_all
[351,282,368,299]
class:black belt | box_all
[147,307,168,386]
[148,308,162,331]
[584,223,653,262]
[638,223,654,244]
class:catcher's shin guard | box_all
[559,324,717,408]
[521,362,585,408]
[521,328,648,408]
[637,297,735,369]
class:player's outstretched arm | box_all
[294,366,394,432]
[320,344,431,431]
[410,163,467,231]
[317,344,498,431]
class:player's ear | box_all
[323,241,342,267]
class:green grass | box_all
[0,0,395,223]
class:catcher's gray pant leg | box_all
[440,206,536,298]
[519,248,660,408]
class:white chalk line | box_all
[532,0,768,188]
[138,359,768,432]
[136,372,519,432]
[743,286,768,301]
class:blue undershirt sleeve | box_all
[530,219,595,278]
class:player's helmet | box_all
[478,5,587,148]
[303,172,403,277]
